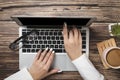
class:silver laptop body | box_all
[12,16,95,71]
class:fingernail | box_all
[52,51,55,54]
[64,22,67,26]
[57,70,62,73]
[50,48,53,51]
[45,47,48,51]
[61,31,63,34]
[39,49,41,52]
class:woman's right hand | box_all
[62,23,83,61]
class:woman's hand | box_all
[28,48,59,80]
[63,23,82,61]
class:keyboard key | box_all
[33,45,36,48]
[42,45,45,48]
[22,49,26,52]
[27,49,30,52]
[35,41,38,44]
[82,41,86,44]
[39,41,43,44]
[36,49,40,52]
[56,37,59,40]
[38,36,41,40]
[49,32,53,35]
[82,36,86,40]
[55,45,58,48]
[30,41,34,44]
[81,33,86,35]
[22,40,29,44]
[50,45,54,48]
[47,36,50,40]
[82,45,86,48]
[36,31,39,35]
[46,45,49,48]
[34,37,38,40]
[61,41,64,44]
[43,36,46,40]
[54,32,57,35]
[28,36,34,41]
[31,49,35,52]
[45,32,48,35]
[54,49,62,52]
[57,41,60,44]
[23,45,31,48]
[37,45,40,48]
[44,41,47,44]
[51,36,55,40]
[22,29,26,31]
[60,36,63,40]
[82,51,86,53]
[81,30,86,33]
[59,45,62,48]
[53,41,56,44]
[58,32,61,35]
[41,32,44,35]
[24,37,28,41]
[22,32,26,35]
[48,41,51,44]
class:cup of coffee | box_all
[102,47,120,69]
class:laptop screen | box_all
[16,17,91,26]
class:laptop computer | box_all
[12,16,95,71]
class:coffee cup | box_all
[102,47,120,69]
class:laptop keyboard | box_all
[21,28,86,53]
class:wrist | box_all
[27,68,36,80]
[71,52,83,61]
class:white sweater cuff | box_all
[72,54,104,80]
[4,68,33,80]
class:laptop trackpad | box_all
[20,53,77,71]
[52,54,77,71]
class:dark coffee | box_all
[106,49,120,67]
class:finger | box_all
[63,22,68,42]
[46,68,60,76]
[34,49,42,61]
[42,48,53,64]
[73,27,79,40]
[78,29,82,44]
[38,47,48,62]
[45,51,55,68]
[69,30,74,42]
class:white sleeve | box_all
[72,54,104,80]
[4,68,33,80]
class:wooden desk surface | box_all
[0,0,120,80]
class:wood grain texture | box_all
[0,0,120,80]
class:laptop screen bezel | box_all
[11,15,96,27]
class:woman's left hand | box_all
[28,48,59,80]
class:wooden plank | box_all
[0,0,120,9]
[0,0,99,9]
[0,6,102,12]
[0,63,18,70]
[99,0,120,7]
[0,46,17,52]
[0,9,120,22]
[0,52,18,56]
